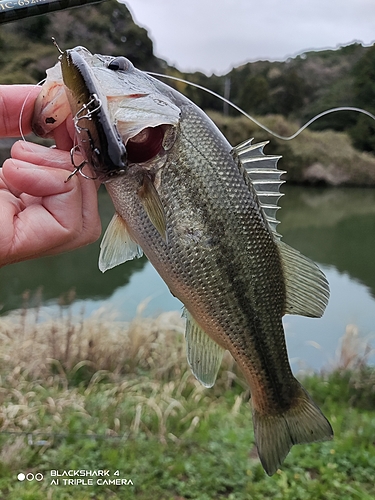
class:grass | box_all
[0,302,374,499]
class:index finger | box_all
[0,85,41,137]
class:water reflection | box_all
[0,188,147,313]
[1,185,374,369]
[279,186,375,370]
[279,186,375,298]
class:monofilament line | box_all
[18,80,46,144]
[148,72,375,141]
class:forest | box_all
[0,0,375,175]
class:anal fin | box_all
[183,308,225,388]
[99,213,143,272]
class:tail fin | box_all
[252,386,333,476]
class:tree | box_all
[349,44,375,152]
[238,74,270,115]
[270,69,309,116]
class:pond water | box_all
[1,185,375,371]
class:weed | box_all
[0,305,374,499]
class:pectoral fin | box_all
[98,213,143,272]
[138,174,167,240]
[183,308,225,388]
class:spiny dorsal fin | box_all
[99,213,143,272]
[233,139,329,318]
[276,239,330,318]
[183,308,225,388]
[233,138,285,238]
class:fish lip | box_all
[61,48,128,179]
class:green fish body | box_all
[32,47,333,475]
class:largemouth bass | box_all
[32,46,333,475]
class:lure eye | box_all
[107,56,131,71]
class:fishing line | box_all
[19,80,46,145]
[147,72,375,141]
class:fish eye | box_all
[107,57,131,71]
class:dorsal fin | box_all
[276,239,330,318]
[233,139,329,319]
[233,139,285,238]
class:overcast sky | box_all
[123,0,375,75]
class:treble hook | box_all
[66,144,98,182]
[74,94,102,125]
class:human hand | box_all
[0,85,101,267]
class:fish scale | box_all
[110,128,283,370]
[32,46,333,476]
[110,101,294,410]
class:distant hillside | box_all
[0,0,374,178]
[172,42,375,154]
[208,112,375,187]
[0,0,166,85]
[1,2,374,137]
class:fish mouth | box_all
[125,125,172,164]
[32,46,181,180]
[62,48,180,179]
[61,48,128,180]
